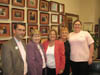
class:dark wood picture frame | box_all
[0,0,9,4]
[27,0,38,8]
[59,14,65,25]
[0,23,10,37]
[12,0,25,7]
[95,24,99,33]
[50,1,59,12]
[28,25,38,36]
[12,23,26,35]
[40,0,49,12]
[51,14,59,24]
[40,12,49,24]
[40,26,49,36]
[27,10,38,24]
[59,3,65,13]
[0,6,9,19]
[12,8,24,21]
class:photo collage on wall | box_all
[0,0,65,43]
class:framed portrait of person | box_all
[40,26,49,36]
[40,0,49,11]
[12,0,25,7]
[27,0,38,9]
[40,12,49,24]
[0,6,9,19]
[51,14,59,24]
[50,1,59,12]
[12,8,24,21]
[27,10,38,24]
[0,23,10,37]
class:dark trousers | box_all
[61,62,70,75]
[47,67,56,75]
[70,61,89,75]
[42,68,47,75]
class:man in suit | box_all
[1,23,27,75]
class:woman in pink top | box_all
[69,20,94,75]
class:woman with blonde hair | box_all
[59,27,71,75]
[26,29,46,75]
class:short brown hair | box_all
[48,29,57,40]
[73,19,82,25]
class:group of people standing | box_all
[1,20,94,75]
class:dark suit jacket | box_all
[1,38,26,75]
[26,41,46,75]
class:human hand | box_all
[58,70,63,74]
[88,57,93,65]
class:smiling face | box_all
[73,21,82,33]
[31,29,41,44]
[61,30,68,40]
[49,30,57,41]
[32,33,41,44]
[14,24,26,40]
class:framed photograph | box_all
[51,14,59,24]
[59,14,65,24]
[59,4,64,13]
[0,0,9,4]
[12,8,24,21]
[40,26,49,36]
[0,6,9,19]
[50,1,59,12]
[28,25,38,36]
[40,12,49,24]
[95,24,99,33]
[51,25,60,35]
[83,22,93,32]
[0,23,10,37]
[27,10,38,24]
[40,0,49,11]
[27,0,38,8]
[12,0,25,7]
[12,23,26,35]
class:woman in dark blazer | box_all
[26,29,46,75]
[59,27,71,75]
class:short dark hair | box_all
[73,19,82,25]
[14,23,25,30]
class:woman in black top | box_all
[59,27,71,75]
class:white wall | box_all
[51,0,100,24]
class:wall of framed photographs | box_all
[0,0,65,44]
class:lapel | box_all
[11,38,24,61]
[39,44,46,60]
[31,41,41,57]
